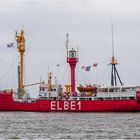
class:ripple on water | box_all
[0,112,140,139]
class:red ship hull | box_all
[1,93,140,112]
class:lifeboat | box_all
[77,84,97,92]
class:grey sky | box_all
[0,0,140,96]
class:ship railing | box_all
[97,90,136,97]
[37,93,136,101]
[68,95,136,101]
[93,96,135,101]
[98,86,138,93]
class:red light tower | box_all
[66,34,79,95]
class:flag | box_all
[85,66,91,71]
[7,42,14,48]
[81,66,85,69]
[93,63,98,67]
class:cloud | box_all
[0,0,140,96]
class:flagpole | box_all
[66,33,69,58]
[56,64,60,84]
[95,66,97,85]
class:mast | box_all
[110,23,123,86]
[66,33,69,58]
[18,65,20,98]
[15,30,25,96]
[48,72,52,91]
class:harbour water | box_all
[0,112,140,139]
